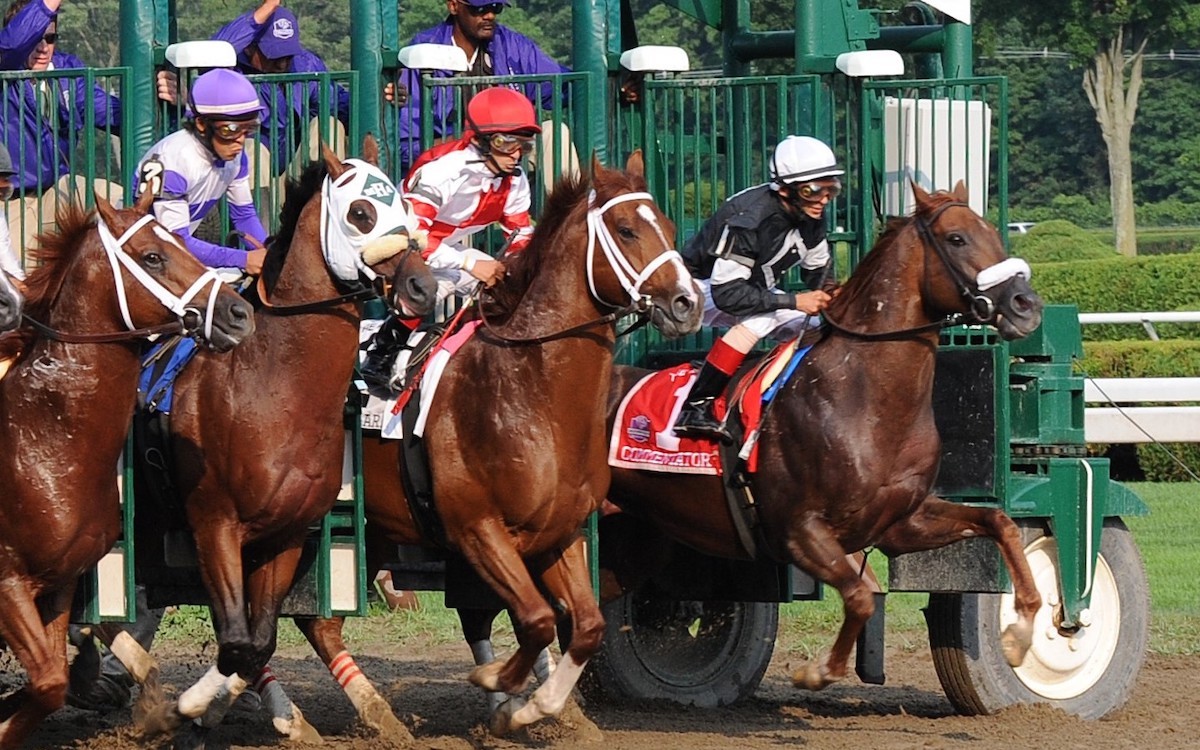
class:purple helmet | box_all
[189,69,263,119]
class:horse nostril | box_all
[672,293,695,319]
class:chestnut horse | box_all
[0,193,253,749]
[602,183,1045,691]
[121,139,438,739]
[0,271,21,332]
[264,151,701,743]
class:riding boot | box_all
[672,361,734,443]
[360,315,410,395]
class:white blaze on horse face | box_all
[152,225,186,251]
[635,204,671,250]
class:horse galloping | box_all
[0,191,253,749]
[121,138,438,741]
[281,151,701,741]
[602,182,1045,693]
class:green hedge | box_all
[1031,253,1200,341]
[1079,340,1200,481]
[1009,220,1116,263]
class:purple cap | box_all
[460,0,511,6]
[257,8,302,60]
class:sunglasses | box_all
[793,180,841,203]
[487,132,534,155]
[0,185,12,202]
[207,119,261,143]
[41,33,58,45]
[463,2,504,16]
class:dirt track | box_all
[11,629,1198,750]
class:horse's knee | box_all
[516,609,557,652]
[840,583,876,624]
[568,610,605,658]
[27,672,68,712]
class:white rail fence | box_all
[1079,312,1200,444]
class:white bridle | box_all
[97,215,224,340]
[585,190,688,306]
[320,159,424,283]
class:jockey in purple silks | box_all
[133,68,269,276]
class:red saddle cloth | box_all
[608,343,798,476]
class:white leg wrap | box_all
[178,666,226,719]
[511,653,586,729]
[195,671,248,727]
[108,630,156,683]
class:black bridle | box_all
[822,200,989,340]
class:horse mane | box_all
[262,160,328,290]
[479,169,591,319]
[0,204,95,360]
[831,189,961,306]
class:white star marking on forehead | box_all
[153,225,186,250]
[635,204,670,249]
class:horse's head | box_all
[587,151,702,338]
[0,271,22,332]
[911,182,1043,340]
[319,135,437,318]
[93,192,253,351]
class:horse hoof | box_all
[275,703,325,745]
[360,697,413,745]
[469,661,504,692]
[135,698,183,739]
[489,697,522,737]
[791,662,838,691]
[1001,621,1033,667]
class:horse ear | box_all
[94,195,119,228]
[322,141,346,178]
[133,184,155,215]
[591,152,604,178]
[361,133,380,167]
[950,179,969,203]
[910,180,931,207]
[625,149,645,179]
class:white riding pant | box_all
[698,278,821,341]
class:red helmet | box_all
[466,87,541,136]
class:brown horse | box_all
[602,182,1045,692]
[0,192,253,749]
[121,138,438,739]
[264,151,701,742]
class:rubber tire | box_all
[585,592,778,708]
[927,518,1149,720]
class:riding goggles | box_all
[208,119,261,143]
[487,132,535,155]
[792,179,841,203]
[464,2,505,16]
[0,184,13,202]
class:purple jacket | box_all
[213,11,352,175]
[0,0,122,192]
[397,20,569,172]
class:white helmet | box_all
[770,135,843,187]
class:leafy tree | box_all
[977,0,1200,256]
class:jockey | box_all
[360,85,539,393]
[133,68,269,275]
[673,135,841,442]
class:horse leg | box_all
[876,495,1041,666]
[0,583,72,748]
[458,606,509,712]
[502,538,603,738]
[457,526,555,700]
[785,523,876,690]
[294,615,413,744]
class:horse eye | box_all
[143,251,165,268]
[350,206,368,221]
[617,225,637,241]
[946,232,966,246]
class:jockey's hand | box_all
[244,248,267,276]
[795,289,831,315]
[383,82,409,107]
[469,258,506,288]
[155,71,179,105]
[254,0,282,24]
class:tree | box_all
[978,1,1200,256]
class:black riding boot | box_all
[672,361,733,443]
[360,315,410,395]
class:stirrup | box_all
[673,404,733,444]
[360,352,402,397]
